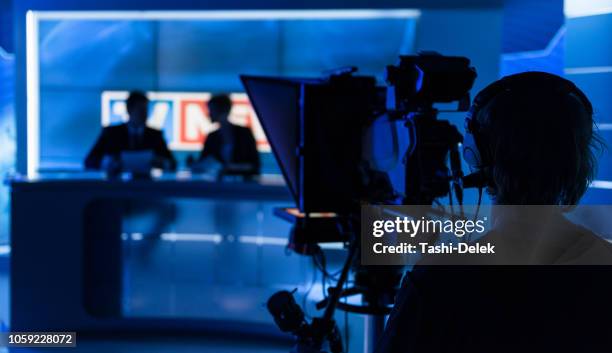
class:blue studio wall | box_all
[565,6,612,203]
[5,0,610,243]
[497,0,612,204]
[11,0,503,176]
[37,17,417,171]
[6,0,504,244]
[0,52,14,246]
[500,0,565,76]
[0,0,15,246]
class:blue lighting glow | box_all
[27,10,419,175]
[565,0,612,18]
[0,45,15,245]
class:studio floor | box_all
[0,238,366,353]
[0,249,294,353]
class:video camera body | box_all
[386,54,476,204]
[242,52,477,353]
[385,53,476,112]
[244,52,476,217]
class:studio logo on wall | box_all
[101,91,270,152]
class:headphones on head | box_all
[461,71,593,188]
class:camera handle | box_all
[402,109,463,205]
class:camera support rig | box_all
[267,212,398,353]
[242,52,477,353]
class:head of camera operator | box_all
[464,72,601,206]
[377,72,612,353]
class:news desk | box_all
[10,173,292,333]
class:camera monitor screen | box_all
[242,74,376,213]
[241,76,302,204]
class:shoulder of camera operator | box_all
[539,217,612,265]
[486,209,612,265]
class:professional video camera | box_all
[241,52,477,353]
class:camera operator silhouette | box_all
[84,91,176,171]
[189,94,260,178]
[377,72,612,353]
